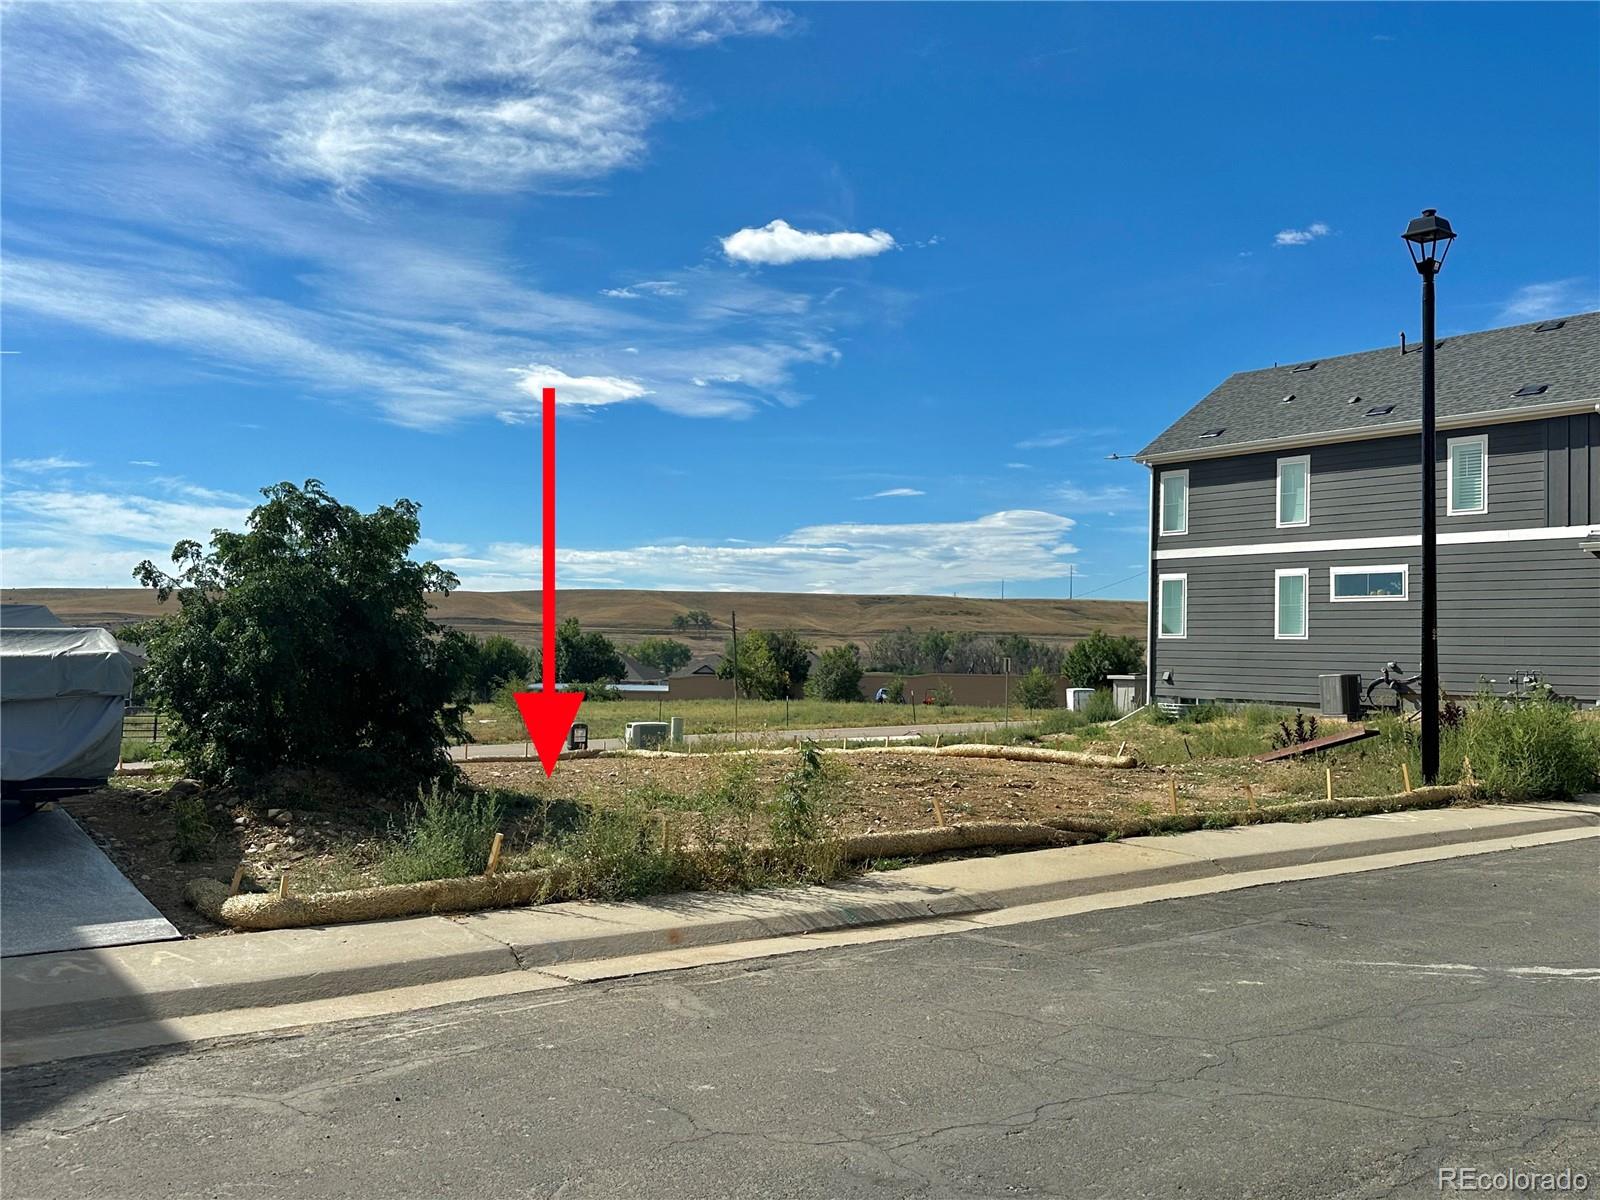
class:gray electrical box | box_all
[1318,673,1362,720]
[624,721,670,749]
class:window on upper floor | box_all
[1160,470,1188,535]
[1158,574,1187,638]
[1447,435,1487,516]
[1276,455,1310,528]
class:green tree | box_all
[807,644,865,702]
[1013,666,1058,710]
[464,634,533,702]
[629,636,693,678]
[1062,629,1145,690]
[720,628,814,700]
[133,479,473,790]
[671,609,715,633]
[539,618,627,685]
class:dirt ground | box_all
[63,750,1286,936]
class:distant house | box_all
[674,655,724,678]
[1135,312,1600,707]
[616,654,664,685]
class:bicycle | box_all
[1364,662,1423,714]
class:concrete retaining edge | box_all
[4,801,1594,1045]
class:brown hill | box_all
[2,588,1146,652]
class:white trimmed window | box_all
[1330,564,1408,602]
[1158,573,1187,639]
[1274,568,1308,639]
[1447,435,1487,515]
[1160,470,1188,535]
[1276,455,1310,528]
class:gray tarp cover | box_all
[2,626,133,781]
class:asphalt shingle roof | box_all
[1137,311,1600,460]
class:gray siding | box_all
[1155,417,1577,552]
[1153,541,1600,706]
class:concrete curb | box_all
[4,801,1595,1045]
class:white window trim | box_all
[1274,567,1309,640]
[1275,455,1311,529]
[1157,573,1188,639]
[1329,564,1409,603]
[1159,469,1189,536]
[1446,434,1488,516]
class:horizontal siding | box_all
[1156,418,1567,551]
[1151,541,1600,705]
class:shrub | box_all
[1462,697,1600,800]
[562,800,683,900]
[1081,689,1119,723]
[629,637,693,678]
[133,479,472,791]
[720,628,814,699]
[1013,667,1057,710]
[1033,708,1087,735]
[930,682,955,709]
[886,676,907,704]
[170,792,215,861]
[121,739,171,763]
[808,644,865,702]
[767,743,845,880]
[462,634,533,702]
[379,784,503,884]
[1063,629,1145,690]
[1271,711,1321,748]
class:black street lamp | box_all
[1401,208,1457,784]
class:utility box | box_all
[669,716,684,744]
[1319,673,1362,720]
[624,721,670,750]
[1064,687,1097,712]
[1107,674,1147,714]
[566,723,588,752]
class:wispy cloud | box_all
[1274,222,1331,247]
[1014,427,1115,451]
[864,487,925,499]
[8,4,789,195]
[1004,462,1031,470]
[600,280,687,299]
[722,220,897,266]
[1053,482,1140,513]
[511,365,653,412]
[129,460,160,468]
[6,455,88,472]
[1499,279,1598,322]
[0,487,1079,594]
[433,510,1078,593]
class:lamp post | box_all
[1401,208,1456,784]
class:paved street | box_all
[4,841,1595,1199]
[452,718,1011,758]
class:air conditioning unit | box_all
[1064,688,1097,711]
[1318,673,1362,720]
[624,721,670,749]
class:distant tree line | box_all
[865,629,1066,676]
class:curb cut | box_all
[4,802,1595,1049]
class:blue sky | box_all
[3,2,1596,599]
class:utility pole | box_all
[731,609,739,744]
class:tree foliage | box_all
[1062,629,1145,690]
[1012,667,1058,710]
[132,480,472,790]
[464,635,533,702]
[671,609,716,633]
[807,644,865,702]
[538,618,627,685]
[629,636,693,678]
[865,628,1064,675]
[719,628,814,700]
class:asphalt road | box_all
[4,842,1596,1200]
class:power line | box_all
[1077,568,1148,598]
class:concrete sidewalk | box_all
[4,800,1595,1063]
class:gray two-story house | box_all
[1135,311,1600,708]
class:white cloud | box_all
[6,456,88,472]
[600,280,687,299]
[722,220,896,266]
[1014,427,1116,450]
[1499,279,1598,322]
[1274,222,1331,247]
[432,510,1078,593]
[129,460,160,468]
[1004,462,1031,470]
[10,4,789,194]
[513,364,653,410]
[865,487,925,499]
[1053,482,1140,513]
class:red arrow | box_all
[513,386,583,776]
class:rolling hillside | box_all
[2,588,1146,652]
